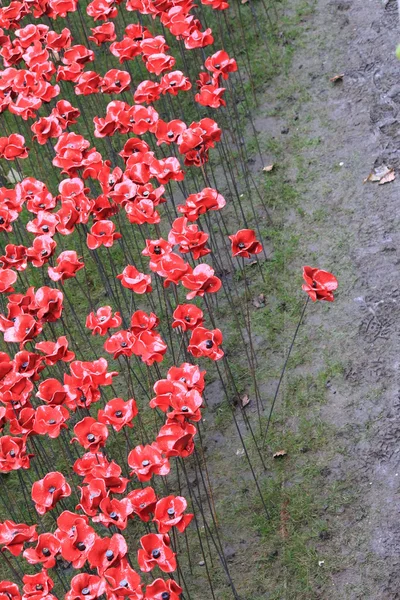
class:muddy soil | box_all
[197,0,400,598]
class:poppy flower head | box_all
[229,229,263,258]
[153,495,193,534]
[88,533,127,574]
[23,533,61,568]
[172,304,204,331]
[22,569,54,598]
[0,521,37,556]
[302,266,338,302]
[128,443,170,481]
[31,471,72,515]
[126,486,157,522]
[76,477,108,516]
[117,265,152,294]
[65,574,106,600]
[188,326,224,361]
[156,421,197,458]
[71,417,109,451]
[144,578,182,600]
[137,533,176,573]
[97,397,138,431]
[181,264,221,300]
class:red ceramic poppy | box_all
[31,115,63,145]
[137,533,176,573]
[8,406,35,437]
[26,211,60,237]
[65,574,106,600]
[134,80,162,104]
[134,330,168,365]
[167,389,203,423]
[101,69,131,93]
[181,264,221,299]
[27,235,57,268]
[0,245,28,271]
[156,421,197,458]
[22,569,54,598]
[154,495,193,534]
[117,265,152,294]
[168,217,210,259]
[0,134,29,160]
[172,304,204,331]
[23,533,61,568]
[88,533,127,574]
[0,268,17,293]
[104,329,136,359]
[126,487,157,522]
[167,363,206,393]
[130,310,159,334]
[0,582,20,600]
[86,306,122,336]
[35,287,64,322]
[229,229,263,258]
[76,477,108,517]
[302,266,338,302]
[0,521,37,556]
[128,443,170,481]
[81,457,128,494]
[48,251,84,282]
[104,559,143,599]
[178,187,226,221]
[0,435,31,472]
[144,579,182,600]
[205,50,237,80]
[160,70,191,95]
[97,397,138,431]
[89,22,116,45]
[36,378,67,406]
[86,0,118,21]
[72,417,109,451]
[142,238,172,264]
[93,496,133,530]
[56,511,97,568]
[188,326,224,361]
[87,220,122,250]
[35,336,75,365]
[31,472,72,515]
[151,253,191,288]
[33,405,69,438]
[195,83,226,108]
[149,379,187,413]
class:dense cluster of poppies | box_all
[0,0,338,596]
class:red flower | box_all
[160,70,191,95]
[128,443,170,481]
[126,487,157,522]
[97,397,138,431]
[195,83,226,108]
[36,378,67,406]
[0,245,27,272]
[31,472,71,515]
[87,220,121,250]
[130,310,159,334]
[89,22,116,45]
[134,80,162,104]
[144,579,182,600]
[205,50,237,80]
[26,211,60,237]
[0,521,37,556]
[23,533,61,568]
[172,304,204,331]
[302,266,338,302]
[104,559,143,599]
[33,405,69,438]
[156,421,197,458]
[35,336,75,365]
[56,511,97,569]
[86,306,122,336]
[0,268,17,293]
[4,315,42,345]
[117,265,152,294]
[145,53,175,76]
[27,235,57,268]
[168,217,210,259]
[137,533,176,573]
[51,100,80,128]
[178,187,226,221]
[133,330,167,366]
[167,363,205,393]
[229,229,262,258]
[76,478,108,517]
[65,574,106,600]
[0,134,29,160]
[188,326,224,361]
[154,496,193,534]
[35,287,63,322]
[80,457,127,494]
[22,570,54,598]
[167,389,203,423]
[151,253,191,287]
[88,533,127,574]
[149,379,186,413]
[92,496,133,530]
[181,264,221,299]
[31,116,63,145]
[72,417,109,451]
[0,436,31,472]
[101,69,131,94]
[48,251,84,282]
[142,238,172,263]
[0,582,20,600]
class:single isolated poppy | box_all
[104,558,143,599]
[22,569,54,598]
[172,304,204,331]
[188,326,224,361]
[97,397,138,431]
[23,533,61,569]
[71,417,109,452]
[229,229,263,258]
[302,266,338,302]
[126,487,157,522]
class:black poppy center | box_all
[152,549,161,559]
[161,593,170,600]
[142,191,149,197]
[181,406,189,412]
[48,419,56,425]
[35,584,43,591]
[120,342,127,348]
[87,433,95,442]
[205,340,213,349]
[77,542,86,551]
[105,550,114,560]
[42,225,49,232]
[167,507,175,516]
[237,242,245,249]
[142,459,150,467]
[81,587,90,596]
[119,579,128,588]
[42,548,51,556]
[154,245,161,255]
[0,217,4,225]
[109,511,118,520]
[115,410,123,418]
[21,362,29,369]
[167,131,174,138]
[48,486,56,493]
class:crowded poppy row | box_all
[0,0,338,597]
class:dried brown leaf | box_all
[330,73,344,83]
[364,165,396,184]
[263,164,274,172]
[252,293,266,309]
[273,449,287,458]
[379,169,396,185]
[241,394,250,407]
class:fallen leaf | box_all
[330,73,344,83]
[364,165,396,184]
[263,164,274,172]
[252,293,266,309]
[241,0,249,3]
[241,394,250,407]
[273,450,287,458]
